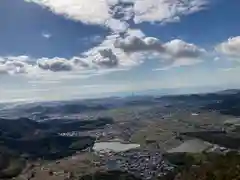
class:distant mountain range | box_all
[1,88,240,118]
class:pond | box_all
[93,141,140,152]
[167,139,212,153]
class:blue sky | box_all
[0,0,240,102]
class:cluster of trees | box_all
[0,150,26,179]
[175,152,240,180]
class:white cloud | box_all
[0,34,143,76]
[164,39,206,59]
[214,57,220,61]
[0,32,207,76]
[114,35,206,68]
[25,0,112,25]
[105,19,129,33]
[25,0,209,32]
[216,36,240,57]
[93,49,119,68]
[20,0,209,73]
[132,0,208,24]
[37,58,74,71]
[0,57,34,75]
[0,56,91,75]
[114,36,205,57]
[25,0,129,32]
[42,32,52,39]
[114,36,164,53]
[83,34,144,68]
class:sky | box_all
[1,0,240,102]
